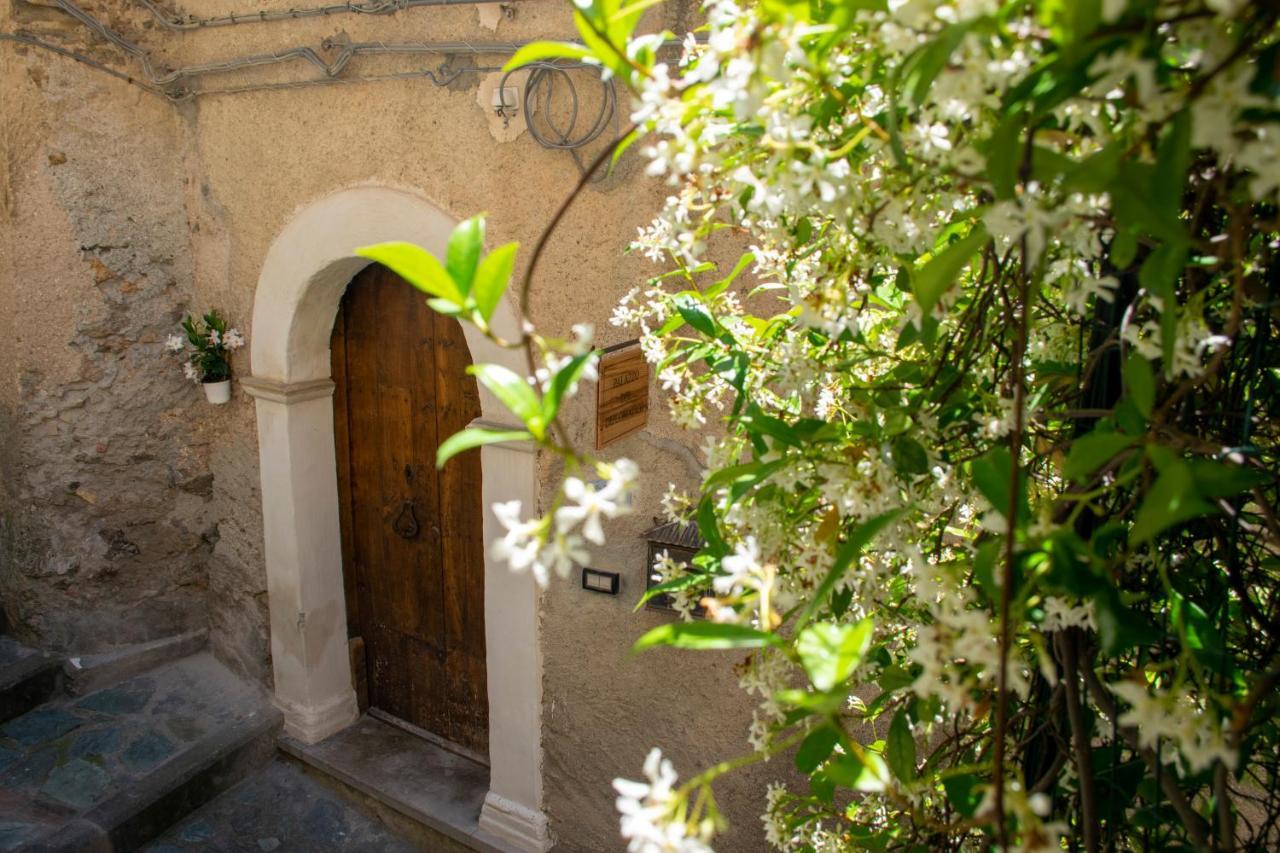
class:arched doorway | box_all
[242,185,549,851]
[331,262,488,761]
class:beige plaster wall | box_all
[0,1,215,651]
[1,0,769,847]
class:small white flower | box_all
[207,329,221,346]
[714,536,765,595]
[182,362,200,382]
[555,462,636,545]
[539,532,590,581]
[490,500,544,582]
[165,334,185,353]
[1041,598,1095,632]
[223,328,246,350]
[912,122,953,156]
[614,749,711,853]
[569,323,594,353]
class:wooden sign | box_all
[596,341,649,448]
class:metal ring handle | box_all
[392,500,420,540]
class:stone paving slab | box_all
[142,760,421,853]
[0,653,276,851]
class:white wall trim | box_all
[248,184,548,851]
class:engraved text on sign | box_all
[596,341,649,449]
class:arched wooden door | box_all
[330,262,488,760]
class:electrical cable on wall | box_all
[136,0,512,31]
[2,0,622,168]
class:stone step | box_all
[140,758,426,853]
[0,638,63,725]
[0,652,280,852]
[280,714,514,853]
[63,631,208,698]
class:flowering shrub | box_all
[166,310,244,383]
[369,0,1280,849]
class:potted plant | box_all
[166,310,245,405]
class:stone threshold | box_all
[280,714,516,853]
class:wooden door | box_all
[331,262,488,759]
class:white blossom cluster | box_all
[492,457,637,587]
[598,0,1270,848]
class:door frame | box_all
[242,185,548,852]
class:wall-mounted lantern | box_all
[641,520,706,615]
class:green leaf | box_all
[355,242,463,304]
[943,774,981,817]
[446,216,485,294]
[1171,591,1228,671]
[703,459,787,494]
[634,572,710,612]
[470,242,518,322]
[468,363,542,430]
[972,538,1001,605]
[1041,529,1105,597]
[891,435,930,476]
[1124,353,1156,418]
[739,405,801,448]
[436,427,532,468]
[796,726,840,774]
[705,252,756,299]
[985,111,1024,199]
[426,297,465,317]
[798,510,903,629]
[887,710,917,782]
[1131,460,1216,544]
[796,619,873,692]
[810,772,835,803]
[904,22,974,106]
[1138,241,1188,369]
[696,497,727,556]
[1064,431,1136,482]
[673,293,717,336]
[1095,587,1160,654]
[612,0,666,27]
[572,9,632,82]
[878,665,915,693]
[775,688,846,715]
[1187,459,1270,499]
[826,750,887,792]
[609,126,642,177]
[969,445,1021,520]
[1153,110,1191,211]
[542,350,596,422]
[502,41,596,73]
[912,225,988,315]
[631,621,779,654]
[1111,230,1138,269]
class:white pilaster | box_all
[243,376,358,744]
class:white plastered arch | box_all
[243,184,548,851]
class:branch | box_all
[1057,630,1100,853]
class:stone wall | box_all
[0,1,214,654]
[0,0,771,847]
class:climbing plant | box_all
[363,0,1280,849]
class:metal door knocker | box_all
[392,500,420,540]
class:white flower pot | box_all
[203,379,232,405]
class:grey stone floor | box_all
[142,760,420,853]
[0,653,272,850]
